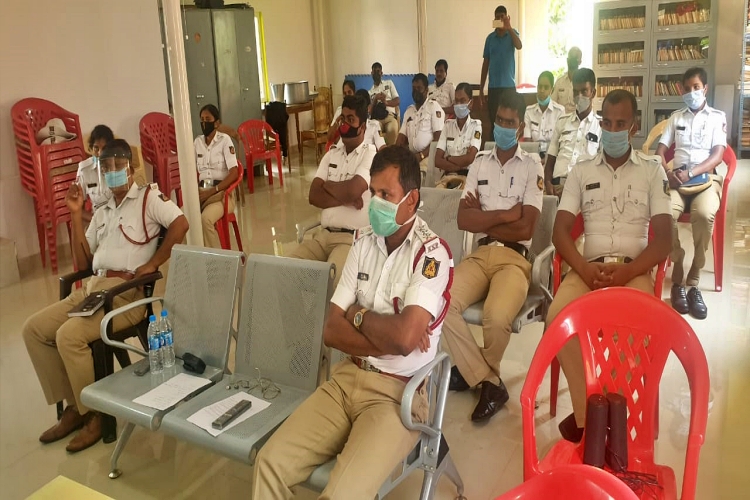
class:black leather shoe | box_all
[449,366,470,392]
[471,380,509,422]
[558,412,584,442]
[687,287,707,320]
[670,284,689,314]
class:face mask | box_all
[601,128,632,158]
[339,121,361,139]
[575,95,591,114]
[104,169,129,189]
[368,192,414,237]
[454,103,470,119]
[493,123,518,151]
[537,95,551,107]
[201,121,216,137]
[412,90,426,106]
[682,88,706,110]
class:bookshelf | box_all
[739,0,750,154]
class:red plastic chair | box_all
[325,128,340,153]
[496,464,638,500]
[237,119,283,194]
[674,146,736,292]
[214,161,244,252]
[522,288,709,500]
[139,112,182,206]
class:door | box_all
[211,10,243,131]
[184,10,219,139]
[233,8,262,123]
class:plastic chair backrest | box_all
[521,288,709,499]
[238,119,278,157]
[721,146,736,203]
[139,112,177,161]
[237,255,334,392]
[11,98,84,139]
[418,187,465,265]
[642,119,668,154]
[495,464,639,499]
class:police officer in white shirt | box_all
[341,89,386,151]
[76,125,115,215]
[253,146,451,499]
[428,59,456,116]
[547,90,672,442]
[369,62,401,145]
[290,94,376,287]
[545,68,602,198]
[396,73,445,174]
[656,67,727,320]
[524,71,566,160]
[442,91,544,422]
[23,139,188,453]
[193,104,239,249]
[327,79,357,144]
[435,82,482,180]
[550,47,582,114]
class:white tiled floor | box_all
[1,153,748,499]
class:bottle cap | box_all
[149,314,156,322]
[161,309,168,317]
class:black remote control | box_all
[212,399,252,430]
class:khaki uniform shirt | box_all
[550,72,575,114]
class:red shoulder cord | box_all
[119,188,160,246]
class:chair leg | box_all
[231,220,243,252]
[114,348,131,369]
[277,152,284,186]
[266,159,274,185]
[550,358,560,417]
[247,162,255,194]
[713,215,723,292]
[108,422,135,479]
[420,452,465,500]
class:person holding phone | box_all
[76,125,115,219]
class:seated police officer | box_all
[253,146,451,499]
[442,91,544,422]
[547,90,672,442]
[396,73,445,173]
[22,140,188,453]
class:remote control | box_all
[212,399,252,430]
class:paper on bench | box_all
[132,373,211,410]
[187,392,271,437]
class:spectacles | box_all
[225,368,281,400]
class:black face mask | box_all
[412,90,426,105]
[338,121,361,139]
[201,121,216,137]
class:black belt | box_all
[477,237,528,259]
[325,227,355,234]
[551,176,566,185]
[199,179,221,188]
[590,256,633,264]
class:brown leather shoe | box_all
[65,412,102,453]
[39,406,84,444]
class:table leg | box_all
[295,112,302,166]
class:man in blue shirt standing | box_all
[480,5,523,127]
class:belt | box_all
[96,269,135,281]
[551,176,566,185]
[326,227,355,234]
[350,356,411,384]
[477,238,529,259]
[199,179,221,188]
[590,256,632,264]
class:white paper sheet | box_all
[132,373,212,410]
[187,392,271,437]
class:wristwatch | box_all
[215,185,219,192]
[353,307,368,330]
[419,151,425,161]
[687,166,694,179]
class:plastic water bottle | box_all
[147,314,163,373]
[160,309,175,368]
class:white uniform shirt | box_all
[194,131,239,182]
[76,157,112,209]
[437,118,482,158]
[427,81,455,109]
[559,149,671,261]
[462,147,545,248]
[314,142,376,230]
[550,73,575,114]
[400,100,445,154]
[548,111,602,179]
[331,217,451,376]
[369,79,400,116]
[658,104,727,170]
[524,100,566,152]
[337,119,386,150]
[86,183,183,273]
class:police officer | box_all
[23,139,188,453]
[434,82,482,180]
[428,59,456,116]
[396,73,445,174]
[545,68,601,198]
[524,71,566,160]
[327,80,357,143]
[550,47,583,114]
[344,89,386,151]
[193,104,239,249]
[547,90,672,442]
[369,62,401,145]
[656,67,727,320]
[442,91,544,422]
[253,146,451,499]
[76,124,115,216]
[289,94,376,288]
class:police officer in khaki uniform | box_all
[545,68,601,198]
[289,95,376,288]
[396,73,445,174]
[656,67,727,320]
[547,90,672,442]
[253,146,451,499]
[369,62,401,145]
[193,104,239,249]
[76,125,115,214]
[550,47,582,114]
[435,82,482,180]
[524,71,566,160]
[428,59,456,116]
[442,91,544,422]
[23,140,188,453]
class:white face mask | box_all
[575,95,591,114]
[682,88,706,110]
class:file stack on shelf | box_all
[657,3,710,26]
[654,76,683,96]
[656,38,708,62]
[598,78,644,97]
[599,8,646,31]
[598,43,645,65]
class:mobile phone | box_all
[492,19,504,29]
[134,364,150,376]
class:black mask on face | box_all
[339,121,361,139]
[412,89,426,105]
[201,121,216,137]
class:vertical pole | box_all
[518,0,526,85]
[258,12,271,103]
[417,0,428,74]
[311,0,332,87]
[162,0,203,246]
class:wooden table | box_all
[285,99,314,166]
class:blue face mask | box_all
[537,95,551,107]
[493,123,518,151]
[682,88,706,110]
[368,192,414,237]
[601,128,632,158]
[454,103,471,119]
[104,169,129,189]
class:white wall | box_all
[0,0,169,260]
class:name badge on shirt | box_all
[87,183,98,188]
[585,182,600,190]
[531,121,539,126]
[329,163,338,169]
[357,272,369,281]
[197,154,204,158]
[586,132,599,143]
[447,137,455,142]
[561,130,572,136]
[676,126,686,131]
[478,180,488,186]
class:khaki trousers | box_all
[288,229,353,288]
[252,359,428,500]
[670,177,722,287]
[201,197,235,250]
[546,270,653,426]
[441,245,532,387]
[22,276,145,415]
[377,114,399,145]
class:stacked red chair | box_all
[11,98,87,273]
[237,119,283,194]
[139,112,182,206]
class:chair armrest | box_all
[531,245,555,302]
[102,272,163,312]
[400,352,451,438]
[100,296,165,357]
[59,268,94,299]
[296,221,322,244]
